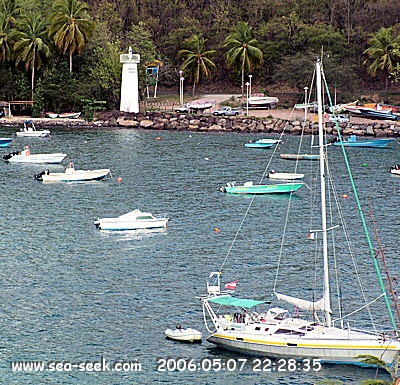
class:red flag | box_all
[224,280,238,290]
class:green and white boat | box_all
[221,181,304,194]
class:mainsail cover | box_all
[275,292,331,313]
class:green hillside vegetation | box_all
[1,0,400,119]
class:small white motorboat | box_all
[34,162,111,182]
[16,120,50,137]
[165,325,202,343]
[255,138,282,144]
[3,146,66,163]
[94,209,169,231]
[247,94,279,108]
[267,170,305,180]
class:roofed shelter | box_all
[0,101,34,117]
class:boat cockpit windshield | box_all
[267,307,290,321]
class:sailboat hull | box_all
[207,330,400,366]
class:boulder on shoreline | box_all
[2,110,400,138]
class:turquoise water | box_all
[0,127,399,384]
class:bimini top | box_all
[208,295,264,309]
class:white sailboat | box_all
[200,60,400,369]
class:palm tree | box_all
[12,13,50,100]
[357,355,394,384]
[178,34,216,97]
[224,21,263,97]
[1,0,21,29]
[0,0,21,63]
[0,14,12,63]
[363,27,400,102]
[48,0,95,73]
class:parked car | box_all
[328,114,350,123]
[213,106,242,116]
[174,104,190,113]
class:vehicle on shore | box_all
[213,106,242,116]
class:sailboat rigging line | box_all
[218,110,296,273]
[324,152,375,329]
[322,65,398,331]
[332,294,385,323]
[368,202,400,327]
[322,77,381,334]
[274,75,318,296]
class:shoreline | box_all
[2,110,400,138]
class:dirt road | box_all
[208,94,381,124]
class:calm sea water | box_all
[0,126,399,384]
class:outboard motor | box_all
[3,151,20,161]
[34,169,50,181]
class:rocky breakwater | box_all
[101,110,400,137]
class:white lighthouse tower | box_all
[120,47,141,113]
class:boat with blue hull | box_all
[0,137,13,147]
[221,181,304,195]
[332,135,394,148]
[245,138,281,148]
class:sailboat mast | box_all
[316,60,331,327]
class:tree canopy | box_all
[0,0,400,118]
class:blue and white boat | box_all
[333,135,394,148]
[245,138,281,148]
[0,137,13,147]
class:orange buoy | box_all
[156,136,161,141]
[342,194,348,199]
[117,177,123,183]
[214,228,220,233]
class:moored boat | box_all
[244,141,274,149]
[267,170,305,180]
[280,153,319,160]
[93,209,168,230]
[165,325,202,343]
[221,181,304,194]
[245,138,281,148]
[34,162,110,182]
[0,137,13,147]
[16,120,50,137]
[332,135,394,148]
[3,146,66,163]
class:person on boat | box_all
[176,324,182,331]
[23,145,30,156]
[65,162,75,173]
